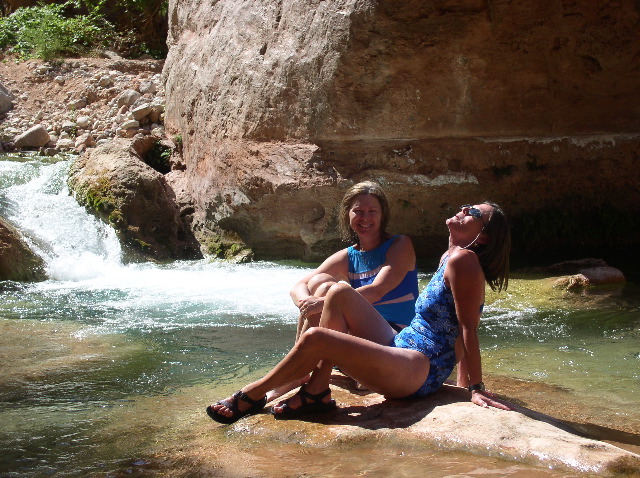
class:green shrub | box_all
[144,141,172,174]
[0,2,115,60]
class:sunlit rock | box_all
[13,124,50,149]
[67,137,202,262]
[163,0,640,262]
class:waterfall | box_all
[0,153,305,331]
[1,154,123,281]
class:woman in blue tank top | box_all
[262,182,418,402]
[207,202,512,424]
[290,181,418,335]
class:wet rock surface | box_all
[67,137,202,262]
[194,373,640,477]
[0,215,46,281]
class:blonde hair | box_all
[337,181,390,244]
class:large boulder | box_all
[13,124,50,149]
[67,137,203,262]
[163,0,640,263]
[0,216,46,281]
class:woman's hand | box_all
[298,296,325,319]
[470,390,513,411]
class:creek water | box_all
[0,153,638,477]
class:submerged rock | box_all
[0,216,46,281]
[554,266,626,290]
[529,258,628,290]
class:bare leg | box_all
[295,273,338,340]
[271,283,428,414]
[212,327,429,419]
[211,283,429,420]
[266,273,339,403]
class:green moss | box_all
[74,175,126,231]
[174,134,182,151]
[203,237,224,257]
[134,239,151,251]
[203,234,251,261]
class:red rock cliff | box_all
[162,0,640,265]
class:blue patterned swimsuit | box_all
[392,256,458,397]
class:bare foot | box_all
[265,374,311,403]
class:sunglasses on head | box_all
[460,205,487,227]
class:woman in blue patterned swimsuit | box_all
[207,201,512,423]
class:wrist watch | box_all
[468,382,485,393]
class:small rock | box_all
[116,89,142,108]
[98,75,113,87]
[68,98,87,110]
[75,132,96,148]
[54,76,65,85]
[61,121,76,133]
[121,119,140,130]
[131,103,153,121]
[139,80,157,95]
[0,82,15,114]
[76,116,91,129]
[56,138,76,150]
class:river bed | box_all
[1,154,638,477]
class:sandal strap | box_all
[237,391,264,407]
[298,385,331,406]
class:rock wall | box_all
[163,0,640,264]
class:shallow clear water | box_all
[1,154,638,477]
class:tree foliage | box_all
[0,0,168,59]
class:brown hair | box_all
[337,181,390,244]
[475,201,510,292]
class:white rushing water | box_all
[0,154,306,332]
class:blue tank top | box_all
[347,235,419,326]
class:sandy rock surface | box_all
[211,373,640,476]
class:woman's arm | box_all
[355,235,416,304]
[447,249,512,410]
[290,249,349,314]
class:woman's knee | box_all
[326,281,355,302]
[298,326,331,351]
[308,273,338,296]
